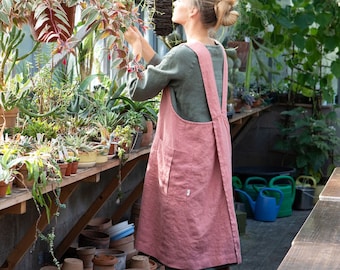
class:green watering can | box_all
[268,175,296,217]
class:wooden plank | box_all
[0,148,150,212]
[278,242,340,269]
[0,202,26,215]
[55,152,149,260]
[111,179,144,224]
[2,182,79,270]
[319,167,340,201]
[292,200,340,245]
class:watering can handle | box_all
[296,175,317,188]
[261,187,284,206]
[269,175,296,202]
[245,176,267,186]
[232,176,243,189]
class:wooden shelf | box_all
[0,148,150,270]
[229,105,272,139]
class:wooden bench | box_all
[278,167,340,269]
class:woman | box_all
[124,0,241,268]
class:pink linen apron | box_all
[135,41,241,269]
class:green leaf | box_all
[294,13,314,30]
[292,34,305,49]
[331,60,340,78]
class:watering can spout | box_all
[235,189,256,214]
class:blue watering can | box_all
[235,188,284,222]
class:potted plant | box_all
[0,26,38,128]
[112,125,134,160]
[274,106,340,184]
[64,132,97,167]
[0,140,24,197]
[256,0,340,112]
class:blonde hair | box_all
[194,0,239,29]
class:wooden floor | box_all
[231,210,311,270]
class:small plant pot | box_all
[76,246,96,269]
[61,258,83,270]
[129,255,151,270]
[93,254,118,270]
[15,163,34,188]
[87,217,112,232]
[0,181,9,198]
[79,230,110,249]
[65,162,72,176]
[58,162,68,177]
[71,161,79,174]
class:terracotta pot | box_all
[40,266,58,270]
[93,254,118,270]
[129,255,150,270]
[15,163,34,188]
[109,234,134,253]
[96,249,126,270]
[0,107,19,128]
[233,98,243,113]
[0,181,9,198]
[87,217,112,232]
[79,230,110,249]
[65,162,72,176]
[76,246,96,269]
[108,142,118,155]
[252,98,263,107]
[58,162,68,177]
[71,161,79,174]
[61,258,83,270]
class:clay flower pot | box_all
[79,230,110,249]
[76,246,96,269]
[0,181,9,198]
[61,258,83,270]
[71,161,79,174]
[129,255,151,270]
[93,254,118,269]
[87,217,112,232]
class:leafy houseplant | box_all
[274,106,340,184]
[112,125,134,160]
[0,141,24,196]
[257,0,340,113]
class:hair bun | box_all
[223,10,239,26]
[215,0,239,27]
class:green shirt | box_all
[128,43,225,122]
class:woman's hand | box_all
[124,26,156,63]
[124,26,143,60]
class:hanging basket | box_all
[148,0,173,36]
